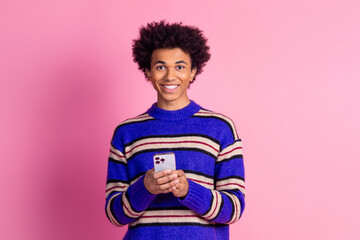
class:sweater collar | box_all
[147,100,201,121]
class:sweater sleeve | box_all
[178,135,245,224]
[105,143,157,227]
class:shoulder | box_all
[111,112,155,145]
[114,112,155,133]
[110,112,156,151]
[193,108,240,141]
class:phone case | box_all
[153,152,176,172]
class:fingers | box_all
[158,178,179,191]
[144,168,188,196]
[171,169,185,177]
[172,181,189,197]
[145,168,180,195]
[171,170,189,198]
[152,169,172,179]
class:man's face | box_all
[146,48,197,110]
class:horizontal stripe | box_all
[115,114,155,129]
[184,170,214,179]
[216,178,245,196]
[202,190,222,220]
[107,179,130,184]
[217,141,243,163]
[222,192,240,224]
[111,114,155,146]
[217,175,244,182]
[194,110,239,140]
[216,155,243,165]
[147,206,188,211]
[125,134,220,148]
[186,172,214,189]
[140,209,195,217]
[108,157,126,165]
[126,140,219,154]
[129,209,214,227]
[122,191,144,219]
[127,147,217,162]
[223,192,235,224]
[109,145,127,165]
[105,181,129,199]
[124,135,220,161]
[129,222,226,229]
[129,174,143,185]
[106,193,123,227]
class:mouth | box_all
[161,84,179,90]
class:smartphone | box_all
[153,152,176,172]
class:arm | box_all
[105,146,182,226]
[177,139,245,224]
[105,145,157,226]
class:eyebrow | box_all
[153,60,188,65]
[154,61,166,65]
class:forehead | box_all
[151,48,191,64]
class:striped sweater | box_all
[105,101,245,240]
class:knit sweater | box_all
[105,101,245,240]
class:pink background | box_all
[1,0,360,239]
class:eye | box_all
[156,65,165,70]
[176,65,185,70]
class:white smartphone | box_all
[153,152,176,172]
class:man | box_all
[105,21,245,240]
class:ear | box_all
[145,69,151,79]
[190,67,197,82]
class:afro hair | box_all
[132,21,211,83]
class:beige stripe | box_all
[222,192,237,224]
[142,209,195,217]
[129,174,143,185]
[201,191,217,219]
[130,216,210,226]
[105,181,129,199]
[233,194,242,223]
[217,141,243,163]
[122,193,144,219]
[210,191,223,220]
[222,192,240,224]
[125,136,220,160]
[119,114,154,127]
[109,146,127,164]
[185,172,214,189]
[130,209,213,227]
[202,190,222,220]
[106,193,123,227]
[195,110,239,140]
[216,178,245,195]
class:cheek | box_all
[149,78,159,89]
[152,72,165,81]
[152,79,160,87]
[184,73,194,82]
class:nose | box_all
[165,68,177,81]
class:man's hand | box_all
[144,169,189,198]
[171,170,189,198]
[144,168,179,195]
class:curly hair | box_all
[132,21,211,83]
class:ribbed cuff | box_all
[178,180,211,214]
[127,175,157,212]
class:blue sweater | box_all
[105,101,245,240]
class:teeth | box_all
[163,85,178,90]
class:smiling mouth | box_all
[161,84,179,90]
